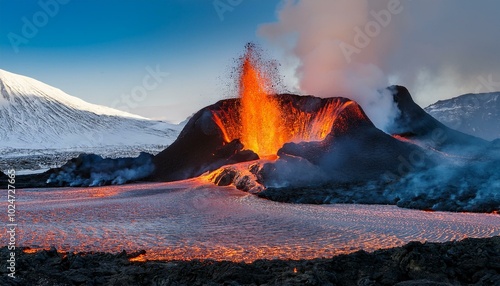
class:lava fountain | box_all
[152,44,374,182]
[239,45,283,157]
[212,44,355,158]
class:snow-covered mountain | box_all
[0,69,181,150]
[425,92,500,141]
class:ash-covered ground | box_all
[3,86,498,213]
[0,145,167,174]
[1,180,498,262]
[173,86,500,213]
[1,234,499,285]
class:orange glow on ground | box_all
[23,248,42,254]
[129,254,147,262]
[89,187,119,198]
[8,182,500,263]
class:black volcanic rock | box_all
[0,153,158,189]
[47,152,155,187]
[0,171,9,188]
[2,237,499,285]
[151,99,259,182]
[0,171,43,189]
[197,89,499,212]
[6,173,53,189]
[149,89,499,212]
[274,101,427,184]
[425,92,500,141]
[151,93,429,184]
[0,167,54,189]
[388,85,488,151]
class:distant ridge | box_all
[425,92,500,141]
[0,69,180,149]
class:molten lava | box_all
[212,44,356,157]
[239,48,283,157]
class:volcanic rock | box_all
[424,91,500,141]
[149,88,499,212]
[0,171,12,192]
[253,93,431,187]
[2,236,499,285]
[46,152,155,187]
[272,98,426,184]
[151,98,259,181]
[185,89,499,212]
[0,171,53,189]
[1,152,163,188]
[388,85,488,152]
[151,93,429,184]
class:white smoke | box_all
[259,0,398,130]
[259,152,500,213]
[259,0,500,130]
[47,153,155,187]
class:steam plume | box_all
[259,0,396,130]
[47,153,154,187]
[259,0,500,129]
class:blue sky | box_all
[0,0,281,122]
[2,1,500,123]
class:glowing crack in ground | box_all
[3,179,499,262]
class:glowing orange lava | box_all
[239,49,283,157]
[212,45,356,158]
[23,248,41,254]
[129,254,147,262]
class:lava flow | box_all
[212,45,354,158]
[239,46,283,157]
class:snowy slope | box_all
[425,92,500,141]
[0,69,181,149]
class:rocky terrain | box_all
[0,69,180,151]
[1,236,499,285]
[151,91,428,184]
[425,92,500,141]
[0,153,156,188]
[4,86,499,212]
[207,86,499,213]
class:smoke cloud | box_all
[259,152,500,213]
[259,0,398,130]
[259,0,500,129]
[47,153,155,187]
[386,158,500,213]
